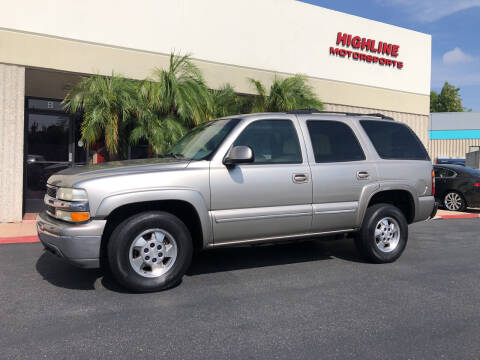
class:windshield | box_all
[166,118,241,160]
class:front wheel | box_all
[108,211,193,292]
[355,203,408,263]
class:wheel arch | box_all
[96,190,212,258]
[359,188,416,225]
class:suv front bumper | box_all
[36,211,106,268]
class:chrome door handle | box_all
[293,173,309,184]
[357,171,370,180]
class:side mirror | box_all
[224,146,254,166]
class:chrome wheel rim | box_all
[444,192,462,211]
[374,217,400,253]
[129,229,178,278]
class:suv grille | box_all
[46,205,56,215]
[46,185,57,198]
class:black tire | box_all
[107,211,193,292]
[355,203,408,264]
[443,191,466,212]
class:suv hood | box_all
[47,158,190,188]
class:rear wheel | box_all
[355,203,408,263]
[108,211,193,292]
[443,191,466,211]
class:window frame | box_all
[306,119,366,164]
[229,119,303,165]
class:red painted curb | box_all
[438,214,480,219]
[0,236,40,244]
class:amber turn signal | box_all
[70,212,91,222]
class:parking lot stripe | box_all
[0,236,40,244]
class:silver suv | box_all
[37,110,437,292]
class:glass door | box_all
[24,98,86,213]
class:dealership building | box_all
[430,112,480,158]
[0,0,433,222]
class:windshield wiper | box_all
[160,152,187,160]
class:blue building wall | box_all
[430,112,480,140]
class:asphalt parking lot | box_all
[1,219,480,360]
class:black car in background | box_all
[434,165,480,211]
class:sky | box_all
[299,0,480,111]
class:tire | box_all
[443,191,466,212]
[355,203,408,264]
[107,211,193,292]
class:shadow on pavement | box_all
[35,252,126,292]
[466,208,480,214]
[187,236,366,276]
[35,237,366,291]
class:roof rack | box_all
[286,108,394,120]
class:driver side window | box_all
[233,120,302,164]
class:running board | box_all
[208,229,356,247]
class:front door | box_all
[24,98,86,212]
[210,117,313,244]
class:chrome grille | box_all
[46,205,56,215]
[46,185,57,198]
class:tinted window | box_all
[361,120,429,160]
[233,120,302,163]
[307,121,365,163]
[434,167,456,178]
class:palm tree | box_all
[249,75,323,112]
[129,53,213,154]
[211,84,241,118]
[142,53,212,127]
[130,82,186,155]
[64,74,137,157]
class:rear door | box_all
[434,166,458,198]
[298,116,378,232]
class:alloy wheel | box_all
[129,228,178,278]
[444,192,463,211]
[374,217,401,253]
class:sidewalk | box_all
[434,209,480,220]
[0,213,39,244]
[0,209,478,245]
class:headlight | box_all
[56,187,88,202]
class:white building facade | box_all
[0,0,432,222]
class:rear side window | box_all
[307,120,365,163]
[360,120,429,160]
[434,168,457,178]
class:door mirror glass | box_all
[224,146,253,165]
